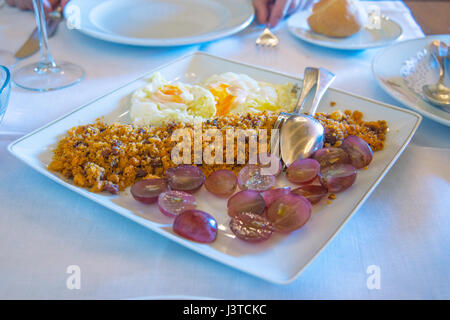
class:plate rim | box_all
[372,34,450,127]
[7,51,422,284]
[286,10,403,50]
[65,0,255,47]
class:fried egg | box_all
[203,72,297,115]
[130,72,297,127]
[130,72,216,127]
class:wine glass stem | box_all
[32,0,57,71]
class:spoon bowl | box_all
[423,83,450,112]
[280,114,324,164]
[279,68,335,166]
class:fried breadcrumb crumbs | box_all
[48,110,388,193]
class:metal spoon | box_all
[422,40,450,112]
[273,67,319,133]
[271,67,321,162]
[279,67,335,166]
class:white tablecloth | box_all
[0,1,449,299]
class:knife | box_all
[14,6,63,59]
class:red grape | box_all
[319,164,357,193]
[261,187,291,207]
[158,190,196,218]
[313,147,350,168]
[237,164,276,191]
[286,158,320,185]
[227,190,266,218]
[340,136,373,169]
[267,193,312,233]
[291,185,328,204]
[173,209,218,243]
[130,178,168,204]
[204,169,237,198]
[166,165,205,193]
[229,212,273,242]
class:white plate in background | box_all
[8,52,421,284]
[64,0,254,46]
[287,10,402,50]
[373,34,450,127]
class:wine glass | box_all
[12,0,84,91]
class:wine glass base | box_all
[12,61,84,92]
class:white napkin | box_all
[400,42,449,103]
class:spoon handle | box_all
[430,40,448,84]
[304,68,336,116]
[293,67,318,114]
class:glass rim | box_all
[0,65,11,95]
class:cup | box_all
[0,65,11,124]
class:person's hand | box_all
[252,0,314,27]
[5,0,71,14]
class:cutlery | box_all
[256,25,279,47]
[422,40,450,112]
[271,67,335,167]
[280,68,335,166]
[271,68,318,159]
[14,6,63,59]
[273,67,319,135]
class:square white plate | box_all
[8,52,421,284]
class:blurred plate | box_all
[287,10,402,50]
[372,34,450,127]
[8,52,421,284]
[65,0,254,46]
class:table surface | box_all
[0,1,449,300]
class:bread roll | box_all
[307,0,367,38]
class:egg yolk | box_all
[209,84,236,117]
[154,85,184,104]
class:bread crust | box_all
[307,0,366,38]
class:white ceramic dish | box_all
[8,52,421,284]
[287,10,402,50]
[64,0,254,47]
[373,34,450,127]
